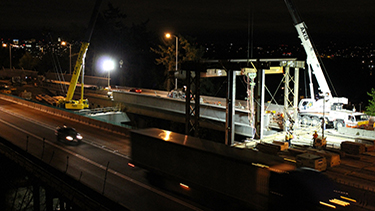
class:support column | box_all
[60,198,65,211]
[185,70,200,137]
[255,67,263,139]
[284,66,290,132]
[45,188,53,211]
[185,71,191,135]
[260,69,265,139]
[225,70,236,146]
[33,184,40,211]
[293,67,300,128]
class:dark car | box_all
[55,126,83,145]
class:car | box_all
[129,88,142,93]
[55,126,83,145]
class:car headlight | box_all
[66,136,73,141]
[76,134,83,140]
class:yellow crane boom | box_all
[58,0,102,110]
[64,42,90,109]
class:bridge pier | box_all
[33,183,40,211]
[45,187,53,211]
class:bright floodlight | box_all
[165,33,171,39]
[102,60,115,71]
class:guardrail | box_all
[0,137,118,211]
[0,93,130,136]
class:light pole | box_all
[2,43,12,70]
[165,33,178,90]
[61,41,72,75]
[102,59,115,89]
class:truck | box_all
[299,99,369,129]
[130,128,353,210]
[284,0,370,129]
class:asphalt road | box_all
[2,96,375,210]
[0,98,206,211]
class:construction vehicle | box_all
[284,0,369,129]
[57,0,102,110]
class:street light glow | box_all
[99,57,116,89]
[164,32,178,90]
[61,41,67,46]
[2,43,7,47]
[102,60,115,71]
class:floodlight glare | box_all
[103,60,115,71]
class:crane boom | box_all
[61,0,102,109]
[65,42,89,102]
[284,0,332,99]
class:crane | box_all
[58,0,102,110]
[284,0,348,112]
[284,0,369,129]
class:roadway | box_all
[0,98,206,210]
[2,95,375,210]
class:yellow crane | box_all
[58,0,102,110]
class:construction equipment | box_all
[284,0,369,129]
[57,0,102,110]
[296,153,327,172]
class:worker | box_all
[285,131,293,148]
[313,131,318,140]
[312,131,318,147]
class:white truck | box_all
[284,0,370,129]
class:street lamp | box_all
[2,43,12,70]
[165,33,178,90]
[102,59,115,89]
[61,41,72,75]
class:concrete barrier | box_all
[0,94,130,136]
[338,127,375,139]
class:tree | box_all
[365,88,375,116]
[19,52,39,70]
[151,35,204,90]
[89,3,161,88]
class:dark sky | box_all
[1,0,374,45]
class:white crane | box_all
[284,0,369,129]
[284,0,347,114]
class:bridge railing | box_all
[0,93,130,136]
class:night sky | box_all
[1,0,374,45]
